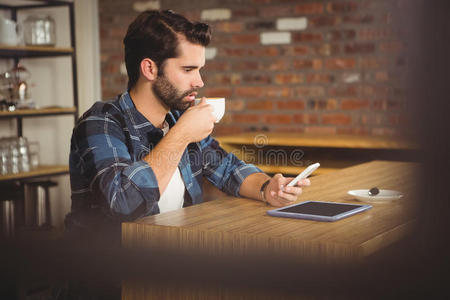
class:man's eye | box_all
[184,68,194,72]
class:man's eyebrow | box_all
[182,65,200,69]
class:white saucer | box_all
[347,189,403,203]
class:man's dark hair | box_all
[123,10,212,90]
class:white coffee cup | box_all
[194,97,225,123]
[0,16,19,45]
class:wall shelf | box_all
[0,45,74,58]
[0,164,69,182]
[0,106,77,118]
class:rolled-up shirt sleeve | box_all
[70,112,160,217]
[200,136,262,197]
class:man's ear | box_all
[140,58,158,81]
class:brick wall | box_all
[99,0,411,137]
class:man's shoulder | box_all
[80,97,123,120]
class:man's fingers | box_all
[283,186,302,195]
[277,190,298,202]
[298,178,311,186]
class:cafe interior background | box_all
[0,0,449,297]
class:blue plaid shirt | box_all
[66,91,261,240]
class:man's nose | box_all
[192,72,204,89]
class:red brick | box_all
[305,126,336,135]
[220,114,233,125]
[360,57,388,69]
[372,99,402,110]
[235,87,263,98]
[326,2,358,13]
[293,59,323,70]
[322,113,352,125]
[315,44,340,56]
[283,46,310,56]
[243,74,272,84]
[233,7,258,18]
[344,43,375,54]
[235,87,290,98]
[274,74,304,84]
[359,85,389,97]
[247,100,274,110]
[295,86,325,97]
[232,60,259,71]
[203,87,233,98]
[226,99,245,111]
[264,87,291,98]
[207,74,242,85]
[183,11,201,21]
[325,58,356,69]
[307,99,338,110]
[343,15,374,24]
[266,60,289,71]
[246,21,275,31]
[359,28,391,40]
[216,22,244,33]
[327,29,356,41]
[213,126,243,136]
[232,113,260,124]
[292,32,323,42]
[293,114,319,124]
[263,115,293,125]
[232,34,259,44]
[222,48,247,57]
[375,71,389,81]
[109,28,126,38]
[328,86,358,97]
[104,63,119,73]
[250,0,273,4]
[277,100,305,110]
[259,6,291,17]
[306,74,334,84]
[212,34,232,44]
[204,62,230,72]
[294,3,324,14]
[341,99,370,110]
[225,47,279,57]
[248,47,279,57]
[309,16,341,27]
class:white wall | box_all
[0,0,101,230]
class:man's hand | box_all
[263,173,311,207]
[174,97,216,143]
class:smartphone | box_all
[287,163,320,187]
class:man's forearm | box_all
[143,127,188,195]
[239,172,271,201]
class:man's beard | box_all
[152,72,197,111]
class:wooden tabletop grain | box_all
[122,160,421,262]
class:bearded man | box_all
[66,10,310,244]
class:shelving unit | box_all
[0,0,77,183]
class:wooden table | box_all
[122,160,420,262]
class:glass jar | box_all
[23,15,56,47]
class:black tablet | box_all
[267,201,372,222]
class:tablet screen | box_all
[277,201,364,217]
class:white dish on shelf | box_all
[347,189,403,203]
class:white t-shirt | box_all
[157,121,186,213]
